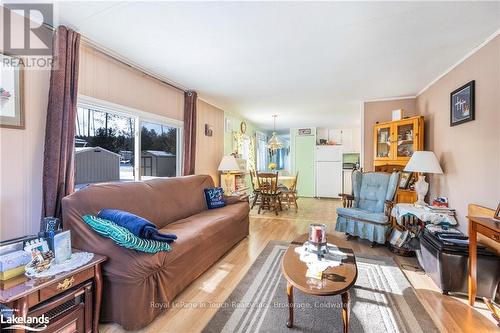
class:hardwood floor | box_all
[101,198,497,333]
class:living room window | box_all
[75,107,136,186]
[140,121,178,179]
[75,97,182,187]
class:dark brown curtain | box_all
[42,26,80,218]
[183,91,197,175]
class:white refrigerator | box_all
[315,146,343,198]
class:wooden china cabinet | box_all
[373,115,424,203]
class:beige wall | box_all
[363,98,417,171]
[416,35,500,233]
[0,69,50,240]
[79,44,184,121]
[195,100,224,186]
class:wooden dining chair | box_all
[249,170,261,209]
[256,172,282,215]
[281,172,299,212]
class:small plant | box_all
[268,162,277,170]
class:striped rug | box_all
[203,241,438,333]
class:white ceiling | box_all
[54,1,500,130]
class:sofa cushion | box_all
[96,202,249,283]
[336,207,389,224]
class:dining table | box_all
[278,175,296,189]
[253,174,296,189]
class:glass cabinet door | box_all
[375,126,391,159]
[396,121,415,159]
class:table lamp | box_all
[218,155,240,194]
[404,151,443,207]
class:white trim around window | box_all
[77,94,183,178]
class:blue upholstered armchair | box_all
[335,170,400,246]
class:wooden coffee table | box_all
[281,234,358,333]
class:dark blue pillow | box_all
[204,187,226,209]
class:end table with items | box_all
[389,203,457,255]
[0,253,106,333]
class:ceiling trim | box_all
[417,28,500,96]
[363,96,417,103]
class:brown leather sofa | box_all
[62,175,249,330]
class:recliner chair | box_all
[335,170,400,246]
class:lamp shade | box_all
[218,155,240,172]
[404,151,443,174]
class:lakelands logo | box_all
[1,312,49,331]
[3,3,53,56]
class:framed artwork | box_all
[0,53,24,129]
[240,121,247,134]
[298,128,312,135]
[205,124,213,137]
[450,80,474,127]
[399,171,412,189]
[392,109,403,121]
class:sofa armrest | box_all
[339,193,355,208]
[225,194,249,205]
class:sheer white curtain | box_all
[256,132,268,171]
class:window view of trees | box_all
[75,108,135,184]
[140,122,177,178]
[74,107,179,186]
[141,125,177,155]
[75,108,135,153]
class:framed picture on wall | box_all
[450,80,474,127]
[205,124,213,136]
[0,53,24,129]
[399,171,412,189]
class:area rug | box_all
[203,241,438,333]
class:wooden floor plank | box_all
[101,198,497,333]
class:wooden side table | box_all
[0,253,106,333]
[467,215,500,306]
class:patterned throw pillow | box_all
[82,215,172,253]
[204,187,226,209]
